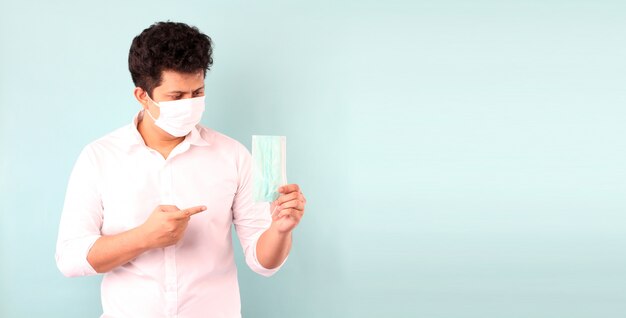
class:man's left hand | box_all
[270,184,306,234]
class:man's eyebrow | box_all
[165,86,205,94]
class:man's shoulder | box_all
[82,123,137,155]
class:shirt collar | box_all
[123,110,211,152]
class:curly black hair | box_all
[128,21,213,95]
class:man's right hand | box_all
[139,205,207,249]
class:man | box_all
[55,21,306,318]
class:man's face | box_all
[145,69,205,119]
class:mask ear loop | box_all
[144,91,160,121]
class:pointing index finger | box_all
[176,205,207,218]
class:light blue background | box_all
[1,1,626,317]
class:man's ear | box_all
[133,87,149,110]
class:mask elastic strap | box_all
[144,91,160,121]
[145,91,161,107]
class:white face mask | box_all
[145,92,206,137]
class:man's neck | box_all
[137,116,184,159]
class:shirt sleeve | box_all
[232,142,288,277]
[55,145,103,277]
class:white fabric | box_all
[146,94,206,137]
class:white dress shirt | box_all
[55,111,286,318]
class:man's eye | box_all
[193,91,203,96]
[170,95,182,100]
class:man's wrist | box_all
[131,225,151,251]
[269,223,292,239]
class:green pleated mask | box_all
[252,135,287,202]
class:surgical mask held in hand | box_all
[252,135,287,202]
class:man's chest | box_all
[99,150,239,235]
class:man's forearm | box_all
[86,205,205,273]
[87,226,149,273]
[256,224,292,269]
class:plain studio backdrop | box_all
[1,1,625,317]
